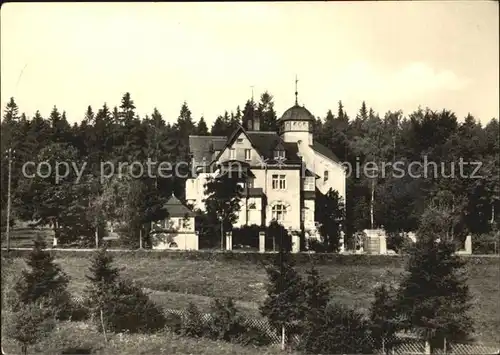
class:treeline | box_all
[1,92,499,248]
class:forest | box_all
[1,92,498,250]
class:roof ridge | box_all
[246,131,277,134]
[189,135,226,139]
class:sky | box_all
[1,2,498,126]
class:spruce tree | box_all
[260,251,305,342]
[303,265,330,316]
[196,116,209,135]
[13,235,72,319]
[396,207,474,351]
[85,248,166,334]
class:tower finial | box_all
[251,85,254,102]
[295,75,299,106]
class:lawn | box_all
[1,320,296,355]
[2,253,499,346]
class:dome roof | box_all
[278,104,315,122]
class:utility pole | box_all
[5,148,14,252]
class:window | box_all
[272,174,286,190]
[236,138,243,144]
[247,178,254,188]
[303,177,315,191]
[324,170,329,182]
[245,149,251,160]
[229,148,236,159]
[301,208,306,222]
[274,150,285,159]
[272,204,287,222]
[182,219,189,229]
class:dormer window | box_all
[274,150,285,159]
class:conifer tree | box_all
[260,251,305,342]
[196,116,209,135]
[396,207,474,351]
[13,235,72,319]
[303,265,330,321]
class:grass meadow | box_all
[2,250,499,354]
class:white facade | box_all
[185,103,347,248]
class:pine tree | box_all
[257,92,277,131]
[260,251,305,342]
[303,265,330,318]
[396,208,474,351]
[85,248,166,333]
[196,116,209,135]
[13,235,72,319]
[2,97,20,123]
[86,247,119,285]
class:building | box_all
[150,195,198,250]
[185,93,347,247]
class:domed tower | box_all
[278,77,315,145]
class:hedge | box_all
[2,249,498,267]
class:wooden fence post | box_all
[100,308,108,342]
[281,325,285,351]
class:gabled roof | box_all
[245,132,301,164]
[202,128,302,167]
[189,135,226,167]
[164,195,195,218]
[311,141,341,163]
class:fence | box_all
[72,296,499,354]
[162,307,499,355]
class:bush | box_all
[232,225,261,248]
[298,303,374,354]
[85,248,166,334]
[207,297,246,342]
[236,321,273,347]
[473,231,500,254]
[306,238,326,253]
[181,302,206,338]
[97,280,167,333]
[4,299,56,355]
[164,312,183,334]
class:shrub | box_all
[306,238,326,253]
[164,312,183,334]
[298,303,374,354]
[4,299,56,355]
[181,302,206,338]
[86,248,166,334]
[232,225,261,248]
[236,321,273,347]
[98,280,167,333]
[207,297,246,342]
